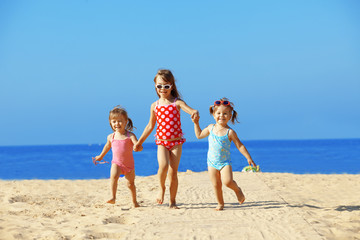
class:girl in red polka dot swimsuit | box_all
[134,69,199,209]
[154,98,185,150]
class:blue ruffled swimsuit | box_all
[207,125,231,170]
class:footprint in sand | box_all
[102,216,127,224]
[8,195,32,203]
[102,216,139,225]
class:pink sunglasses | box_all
[92,157,109,165]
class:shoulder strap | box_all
[112,133,115,139]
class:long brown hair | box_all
[109,105,134,131]
[153,69,182,100]
[209,97,239,124]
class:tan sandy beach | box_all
[1,172,359,240]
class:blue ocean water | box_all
[0,139,359,180]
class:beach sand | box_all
[1,172,359,240]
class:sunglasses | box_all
[156,84,172,90]
[92,158,109,165]
[214,100,230,106]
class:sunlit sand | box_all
[1,172,359,239]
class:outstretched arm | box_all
[176,100,199,121]
[133,103,156,151]
[229,130,256,167]
[130,132,143,152]
[193,117,210,139]
[92,135,112,163]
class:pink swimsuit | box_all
[111,132,135,174]
[154,98,186,150]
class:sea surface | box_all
[0,139,359,180]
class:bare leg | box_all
[208,166,224,210]
[107,163,121,204]
[124,170,139,208]
[168,144,182,209]
[157,145,169,204]
[220,165,245,204]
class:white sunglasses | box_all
[156,84,172,90]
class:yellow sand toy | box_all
[242,165,261,172]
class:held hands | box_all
[191,110,200,123]
[192,116,199,124]
[133,143,143,152]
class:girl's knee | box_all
[223,180,233,188]
[110,175,119,181]
[158,164,169,173]
[127,181,135,188]
[212,180,222,189]
[168,172,178,182]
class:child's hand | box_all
[192,116,199,124]
[191,111,199,121]
[93,156,101,162]
[134,145,143,152]
[247,158,257,168]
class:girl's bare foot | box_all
[169,202,180,209]
[215,204,224,211]
[107,198,116,204]
[236,187,245,204]
[157,187,165,204]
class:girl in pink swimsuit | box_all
[93,106,142,207]
[134,69,199,209]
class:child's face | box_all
[110,115,127,132]
[155,76,172,98]
[213,105,232,125]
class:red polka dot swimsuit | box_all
[154,98,186,150]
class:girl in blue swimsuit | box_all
[193,98,257,210]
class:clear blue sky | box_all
[1,0,359,146]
